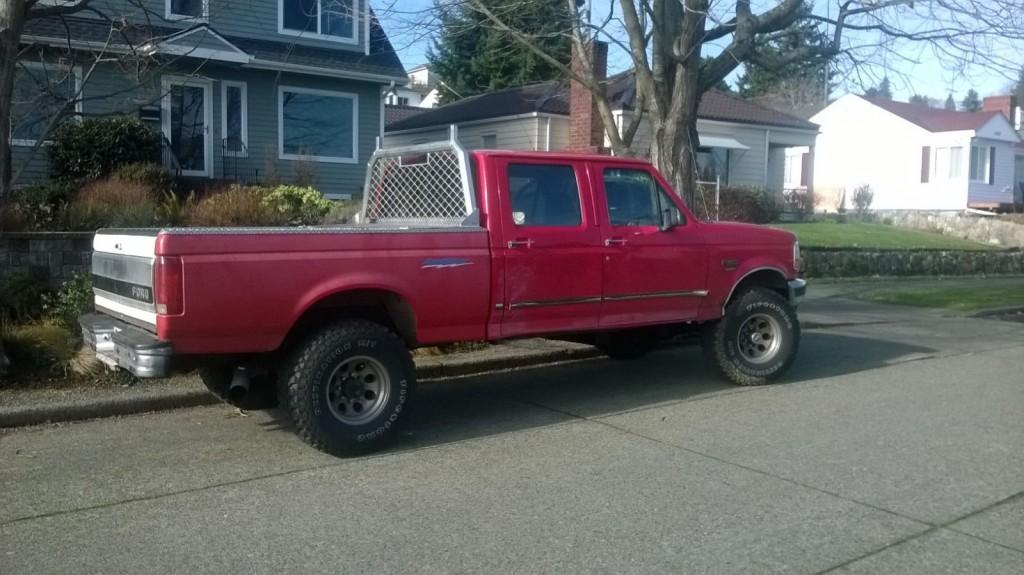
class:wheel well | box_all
[284,289,417,349]
[724,269,788,310]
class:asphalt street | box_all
[2,295,1023,574]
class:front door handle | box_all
[508,239,535,249]
[605,237,627,247]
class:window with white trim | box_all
[280,0,358,43]
[969,144,993,184]
[279,86,358,163]
[10,61,80,147]
[167,0,207,20]
[222,81,248,157]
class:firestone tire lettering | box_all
[702,287,800,386]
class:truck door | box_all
[595,165,708,328]
[495,158,603,338]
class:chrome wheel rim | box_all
[326,356,391,425]
[737,313,783,365]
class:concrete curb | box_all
[0,346,603,429]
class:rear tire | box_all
[199,365,279,410]
[596,330,658,360]
[283,319,415,457]
[703,287,799,386]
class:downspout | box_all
[764,128,771,188]
[364,0,371,57]
[545,116,552,151]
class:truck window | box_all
[604,168,683,227]
[508,164,582,227]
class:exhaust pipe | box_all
[228,367,251,402]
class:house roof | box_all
[386,74,818,133]
[385,105,429,129]
[865,98,1003,133]
[23,14,406,80]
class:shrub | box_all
[784,189,816,221]
[0,271,49,322]
[852,185,874,217]
[323,200,363,225]
[158,190,197,227]
[114,163,175,195]
[1,321,76,374]
[63,177,161,230]
[1,180,79,230]
[49,116,161,182]
[695,186,782,224]
[262,185,331,225]
[185,185,286,227]
[42,274,93,331]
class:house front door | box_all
[162,78,212,178]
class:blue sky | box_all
[377,1,1022,102]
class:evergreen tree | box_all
[909,94,930,106]
[944,93,957,110]
[864,77,892,100]
[428,0,574,104]
[961,89,982,112]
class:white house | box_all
[803,94,1022,211]
[384,64,441,108]
[384,45,818,196]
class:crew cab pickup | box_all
[81,140,805,456]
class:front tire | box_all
[703,288,799,386]
[283,320,415,457]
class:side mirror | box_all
[660,208,680,231]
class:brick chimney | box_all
[982,95,1019,126]
[568,40,608,154]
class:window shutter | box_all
[800,153,810,186]
[921,146,931,183]
[988,147,996,184]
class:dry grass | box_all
[63,177,160,230]
[185,185,286,227]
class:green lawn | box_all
[772,222,991,250]
[860,285,1024,311]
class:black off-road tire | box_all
[703,287,800,386]
[283,320,415,457]
[199,365,280,410]
[596,330,658,360]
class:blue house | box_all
[14,1,406,197]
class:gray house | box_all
[14,0,406,197]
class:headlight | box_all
[793,240,802,273]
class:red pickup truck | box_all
[81,141,804,456]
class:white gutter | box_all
[246,59,406,84]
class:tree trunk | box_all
[0,0,27,202]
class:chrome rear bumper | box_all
[79,313,172,378]
[788,279,807,306]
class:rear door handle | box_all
[605,237,627,247]
[508,239,535,249]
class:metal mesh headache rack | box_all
[361,128,479,227]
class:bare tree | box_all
[419,0,1024,201]
[0,0,98,199]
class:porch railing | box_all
[220,138,260,185]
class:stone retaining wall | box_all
[802,248,1024,278]
[878,211,1024,249]
[3,232,1023,286]
[0,232,94,287]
